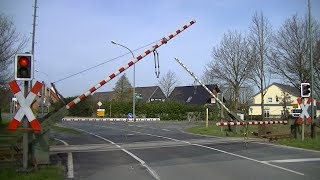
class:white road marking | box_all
[68,127,160,180]
[91,125,305,176]
[263,158,320,163]
[161,129,170,131]
[252,141,320,153]
[128,125,134,127]
[54,138,74,179]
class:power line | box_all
[53,39,161,84]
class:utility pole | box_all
[28,0,38,167]
[30,0,38,89]
[308,0,316,139]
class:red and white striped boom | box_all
[216,120,288,126]
[66,20,196,109]
[174,58,242,121]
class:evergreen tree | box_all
[112,73,132,101]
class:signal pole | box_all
[26,0,38,169]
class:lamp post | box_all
[111,41,136,121]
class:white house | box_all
[249,83,310,118]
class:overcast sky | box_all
[1,0,319,97]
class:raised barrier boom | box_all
[66,20,196,109]
[174,58,241,121]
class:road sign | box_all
[8,80,42,132]
[97,101,102,107]
[97,109,105,117]
[297,97,312,124]
[127,113,133,118]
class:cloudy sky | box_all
[1,0,319,97]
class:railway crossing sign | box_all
[8,80,42,132]
[297,97,312,124]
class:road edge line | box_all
[68,126,160,180]
[54,138,74,179]
[252,141,320,153]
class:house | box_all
[11,83,61,114]
[92,86,166,103]
[32,84,61,113]
[168,84,221,105]
[249,82,319,118]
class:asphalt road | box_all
[50,121,320,180]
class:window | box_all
[264,108,270,118]
[268,97,272,103]
[291,109,302,117]
[287,96,291,102]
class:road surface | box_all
[50,121,320,180]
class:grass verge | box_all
[277,137,320,151]
[0,165,64,180]
[0,119,23,144]
[51,125,82,135]
[187,125,245,137]
[187,124,320,151]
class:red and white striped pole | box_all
[66,20,196,109]
[216,120,288,126]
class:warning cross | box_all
[297,97,312,124]
[8,80,42,132]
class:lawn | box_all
[0,166,64,180]
[187,123,320,151]
[277,137,320,151]
[0,119,23,144]
[187,125,244,137]
[187,123,290,137]
[51,124,82,135]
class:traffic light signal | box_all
[14,53,33,80]
[300,83,311,97]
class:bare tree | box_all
[204,31,252,110]
[269,14,320,96]
[158,70,178,98]
[239,86,255,113]
[0,14,28,86]
[277,88,293,119]
[314,40,320,98]
[248,12,273,120]
[0,14,28,124]
[112,73,132,101]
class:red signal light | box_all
[14,54,33,80]
[18,57,29,67]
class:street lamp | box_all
[35,69,50,82]
[111,40,136,121]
